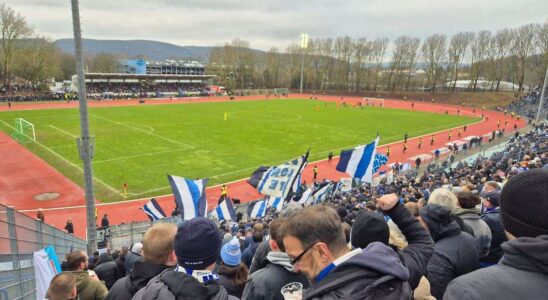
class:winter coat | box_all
[94,254,119,289]
[218,273,245,299]
[114,255,126,280]
[386,201,435,290]
[241,241,260,268]
[132,269,238,300]
[454,208,492,257]
[444,235,548,300]
[242,251,309,300]
[249,241,270,274]
[304,243,412,300]
[124,252,142,274]
[106,261,172,300]
[480,207,507,265]
[69,271,108,300]
[421,205,479,300]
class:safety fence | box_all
[0,204,87,300]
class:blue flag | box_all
[336,137,379,182]
[312,181,333,204]
[265,196,284,212]
[251,152,308,199]
[142,198,167,221]
[373,153,388,173]
[247,200,268,219]
[168,175,208,220]
[210,198,237,221]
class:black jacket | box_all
[94,254,119,290]
[444,235,548,300]
[114,255,126,280]
[386,201,434,290]
[124,252,142,274]
[218,273,244,299]
[421,205,479,300]
[249,241,270,274]
[132,269,238,300]
[481,207,507,264]
[304,243,411,300]
[105,261,171,300]
[242,241,260,268]
[242,252,309,300]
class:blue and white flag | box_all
[298,188,313,205]
[142,198,167,221]
[168,175,209,220]
[312,181,333,204]
[373,153,388,173]
[210,198,237,221]
[265,196,284,212]
[336,137,380,183]
[248,200,268,218]
[250,152,309,199]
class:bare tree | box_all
[14,37,58,86]
[0,4,33,89]
[468,30,491,91]
[403,38,421,91]
[421,34,447,92]
[372,38,388,91]
[511,24,537,93]
[448,32,473,92]
[489,29,514,91]
[352,38,372,92]
[534,20,548,87]
[89,52,121,73]
[387,36,408,91]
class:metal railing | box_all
[0,204,88,300]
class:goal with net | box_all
[363,97,385,107]
[12,118,36,143]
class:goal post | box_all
[364,97,384,107]
[12,118,36,143]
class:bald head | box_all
[47,273,77,300]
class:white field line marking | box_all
[90,114,194,149]
[94,148,186,163]
[0,119,120,195]
[49,125,79,138]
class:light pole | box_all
[299,33,308,94]
[71,0,97,253]
[536,65,548,121]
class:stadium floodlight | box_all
[300,33,309,94]
[537,65,547,121]
[71,0,97,253]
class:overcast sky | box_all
[6,0,547,51]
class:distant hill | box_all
[54,39,245,62]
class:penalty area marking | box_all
[49,125,79,139]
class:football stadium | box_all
[0,1,547,299]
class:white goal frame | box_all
[363,97,384,107]
[15,118,36,142]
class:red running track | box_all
[0,95,525,239]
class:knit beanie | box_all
[350,210,389,249]
[501,169,548,238]
[174,217,222,270]
[221,238,241,267]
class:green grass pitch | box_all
[0,99,478,201]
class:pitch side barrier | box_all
[0,204,87,299]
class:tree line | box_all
[209,22,547,94]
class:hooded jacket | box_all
[304,242,411,300]
[242,251,309,300]
[454,208,492,257]
[480,207,507,264]
[69,271,108,300]
[105,261,172,300]
[420,205,478,300]
[132,269,238,300]
[444,235,548,300]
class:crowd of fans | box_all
[86,82,212,99]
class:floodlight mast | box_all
[71,0,97,253]
[536,65,548,121]
[299,33,308,94]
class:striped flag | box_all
[336,137,380,183]
[142,198,167,221]
[298,188,313,205]
[247,200,268,219]
[210,198,237,221]
[373,153,388,173]
[265,196,284,212]
[249,152,308,199]
[312,181,333,204]
[168,175,209,220]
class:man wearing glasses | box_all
[282,205,412,299]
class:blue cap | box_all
[221,238,241,267]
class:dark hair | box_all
[218,262,249,288]
[281,205,347,253]
[66,250,87,271]
[456,191,480,209]
[269,217,287,251]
